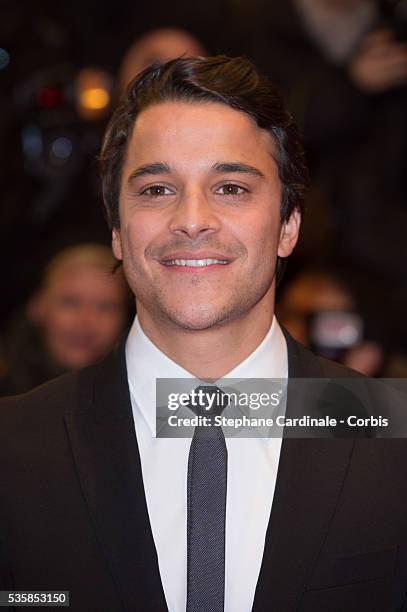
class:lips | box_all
[163,258,228,267]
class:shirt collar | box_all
[125,315,287,436]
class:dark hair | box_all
[99,55,309,231]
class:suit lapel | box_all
[64,337,168,612]
[252,332,355,610]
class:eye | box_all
[140,185,173,197]
[216,184,248,196]
[58,296,80,308]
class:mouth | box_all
[162,258,229,267]
[158,251,234,271]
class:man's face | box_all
[113,101,300,331]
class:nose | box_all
[76,302,100,332]
[168,190,221,240]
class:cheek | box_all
[121,217,153,261]
[99,313,123,335]
[240,218,279,263]
[121,216,169,288]
[44,310,74,340]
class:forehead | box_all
[46,265,122,294]
[123,100,278,175]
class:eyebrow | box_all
[127,162,171,183]
[127,160,265,184]
[211,162,265,179]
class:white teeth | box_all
[164,258,228,266]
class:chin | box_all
[56,351,95,370]
[160,302,240,332]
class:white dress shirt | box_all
[125,315,288,612]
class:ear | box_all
[112,227,123,261]
[278,208,301,258]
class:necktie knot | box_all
[188,385,230,418]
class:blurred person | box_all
[277,266,406,377]
[251,0,407,109]
[118,27,206,92]
[0,244,131,395]
[277,267,355,346]
[1,56,407,611]
[250,0,407,347]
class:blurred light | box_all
[311,311,363,349]
[38,87,64,108]
[79,87,110,110]
[338,324,360,346]
[75,67,112,120]
[22,125,43,159]
[0,48,10,70]
[50,136,73,164]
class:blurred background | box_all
[1,0,406,393]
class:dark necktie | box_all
[186,385,229,612]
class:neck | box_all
[136,298,275,379]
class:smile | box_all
[162,259,229,267]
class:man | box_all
[1,56,407,612]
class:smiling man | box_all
[109,94,300,379]
[1,56,407,612]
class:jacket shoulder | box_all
[283,327,363,379]
[304,346,362,379]
[0,365,97,437]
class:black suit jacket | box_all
[1,331,407,612]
